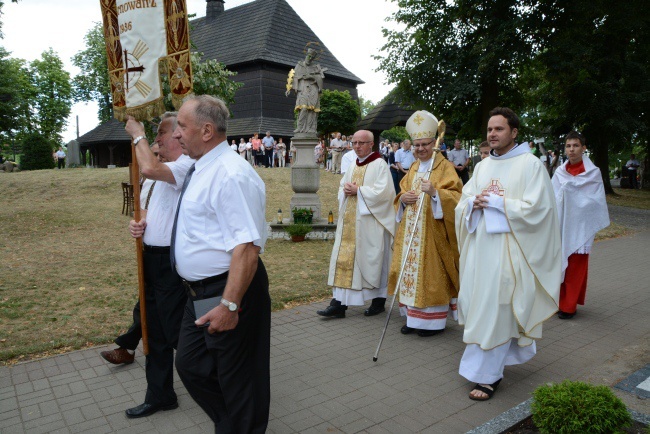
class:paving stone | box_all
[3,230,650,432]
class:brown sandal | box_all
[469,378,502,401]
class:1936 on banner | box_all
[99,0,193,122]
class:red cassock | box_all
[559,160,588,314]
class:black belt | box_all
[143,244,170,253]
[181,272,229,296]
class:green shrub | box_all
[531,380,632,434]
[285,223,312,237]
[20,132,55,170]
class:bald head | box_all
[351,130,374,159]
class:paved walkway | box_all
[2,230,649,433]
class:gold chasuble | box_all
[388,154,462,307]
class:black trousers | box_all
[116,249,186,405]
[457,168,469,184]
[114,302,142,351]
[57,158,65,169]
[391,169,400,194]
[175,259,271,434]
[264,149,273,167]
[628,170,638,189]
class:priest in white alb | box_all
[455,107,561,401]
[317,130,396,318]
[388,111,463,337]
[552,131,609,319]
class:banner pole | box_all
[130,141,149,356]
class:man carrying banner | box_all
[99,0,195,418]
[100,141,161,366]
[104,112,193,418]
[171,95,271,433]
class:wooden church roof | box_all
[190,0,363,85]
[76,118,131,146]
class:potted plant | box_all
[285,223,312,242]
[292,207,314,224]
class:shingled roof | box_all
[191,0,363,85]
[76,118,131,146]
[357,91,415,132]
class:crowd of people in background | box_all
[219,129,642,191]
[228,131,291,168]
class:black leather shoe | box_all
[317,305,346,318]
[125,401,178,418]
[557,311,575,319]
[364,305,385,316]
[400,325,415,335]
[417,329,444,337]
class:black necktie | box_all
[170,163,195,269]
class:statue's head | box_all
[306,48,317,64]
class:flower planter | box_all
[291,235,306,242]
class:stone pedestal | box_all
[66,140,80,167]
[290,134,321,220]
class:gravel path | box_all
[608,204,650,231]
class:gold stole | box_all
[333,164,368,288]
[398,171,428,304]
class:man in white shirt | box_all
[395,139,415,184]
[171,95,270,433]
[625,153,640,189]
[262,131,274,168]
[448,139,470,184]
[103,112,194,419]
[330,132,344,174]
[55,147,66,169]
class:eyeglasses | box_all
[412,141,434,149]
[351,141,372,146]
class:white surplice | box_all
[552,155,610,280]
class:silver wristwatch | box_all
[221,298,238,312]
[133,135,146,146]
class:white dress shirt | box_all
[395,148,415,170]
[174,142,267,280]
[140,154,194,247]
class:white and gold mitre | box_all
[406,110,439,140]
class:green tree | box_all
[71,23,112,123]
[20,131,55,170]
[530,0,649,193]
[318,90,360,137]
[358,95,375,118]
[162,52,242,110]
[0,47,34,144]
[376,0,537,138]
[30,49,73,144]
[380,126,409,143]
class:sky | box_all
[2,0,399,143]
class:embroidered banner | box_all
[99,0,193,121]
